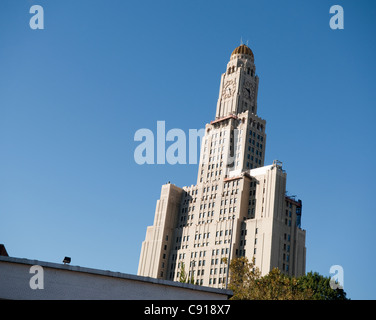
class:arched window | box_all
[251,69,254,77]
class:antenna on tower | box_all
[240,36,243,45]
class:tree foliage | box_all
[178,262,194,284]
[228,257,348,300]
[298,271,348,300]
[179,262,188,283]
[227,257,262,300]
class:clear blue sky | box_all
[1,0,375,299]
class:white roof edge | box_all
[0,256,232,296]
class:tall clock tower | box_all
[138,44,307,288]
[197,44,266,185]
[216,44,259,119]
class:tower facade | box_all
[138,45,306,288]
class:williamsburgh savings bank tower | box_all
[138,44,306,288]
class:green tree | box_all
[178,262,195,285]
[298,271,348,300]
[257,268,312,300]
[228,257,348,300]
[228,257,262,300]
[179,262,188,283]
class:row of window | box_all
[248,119,265,132]
[214,238,231,244]
[203,184,219,192]
[172,249,207,262]
[221,188,239,197]
[176,241,212,250]
[249,130,264,141]
[208,277,227,286]
[247,149,262,158]
[248,139,263,149]
[221,197,238,205]
[190,259,206,267]
[227,65,255,77]
[176,228,234,246]
[236,249,246,257]
[215,230,232,238]
[184,188,199,197]
[219,207,237,215]
[246,160,261,168]
[210,266,228,275]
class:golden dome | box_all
[231,44,254,59]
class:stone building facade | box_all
[138,44,306,288]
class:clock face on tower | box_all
[222,80,236,99]
[242,80,255,100]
